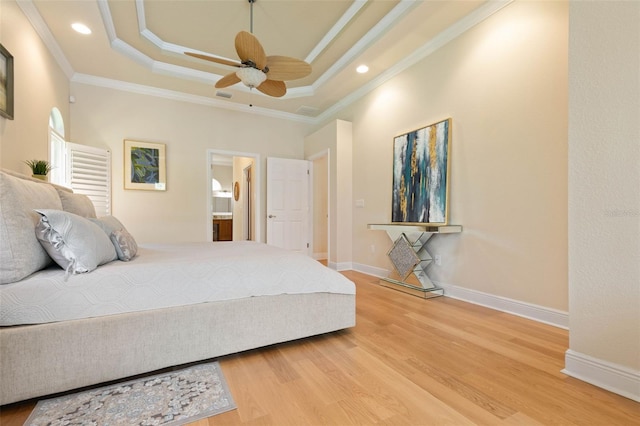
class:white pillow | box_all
[35,209,117,275]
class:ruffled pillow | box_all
[34,209,117,275]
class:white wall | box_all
[0,0,70,171]
[566,1,640,400]
[338,0,569,312]
[69,83,309,243]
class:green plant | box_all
[24,159,53,175]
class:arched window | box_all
[49,108,66,185]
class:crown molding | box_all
[71,73,315,124]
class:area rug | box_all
[24,362,236,426]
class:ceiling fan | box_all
[185,0,312,98]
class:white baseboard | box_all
[562,350,640,402]
[437,281,569,329]
[351,264,568,329]
[351,262,389,279]
[328,261,353,272]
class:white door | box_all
[266,157,310,254]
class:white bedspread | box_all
[0,242,355,326]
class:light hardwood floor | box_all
[1,270,639,425]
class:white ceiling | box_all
[21,0,511,123]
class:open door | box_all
[266,157,310,254]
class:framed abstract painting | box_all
[124,140,166,191]
[0,44,14,120]
[392,118,451,224]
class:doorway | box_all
[308,150,330,262]
[207,149,261,243]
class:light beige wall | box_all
[304,120,353,270]
[568,2,640,371]
[0,0,70,171]
[304,119,353,268]
[312,154,328,258]
[69,83,309,244]
[341,0,569,309]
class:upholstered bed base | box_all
[0,292,355,405]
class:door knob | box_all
[268,214,276,218]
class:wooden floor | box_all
[2,270,639,425]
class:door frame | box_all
[206,149,262,243]
[242,164,252,240]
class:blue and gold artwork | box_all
[392,118,451,224]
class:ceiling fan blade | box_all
[215,72,241,88]
[185,52,242,68]
[265,56,312,81]
[257,79,286,98]
[235,31,267,70]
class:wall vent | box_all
[215,91,232,99]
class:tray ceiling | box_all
[26,0,506,122]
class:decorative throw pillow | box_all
[34,209,117,275]
[90,216,139,261]
[110,228,138,261]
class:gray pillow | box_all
[35,209,117,275]
[111,228,138,261]
[0,170,62,284]
[90,216,139,261]
[56,189,97,218]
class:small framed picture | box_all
[0,44,14,120]
[124,140,166,191]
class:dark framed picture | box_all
[124,139,167,191]
[392,118,452,225]
[0,44,14,120]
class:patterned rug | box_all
[24,362,236,426]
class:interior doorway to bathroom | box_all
[207,149,260,242]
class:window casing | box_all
[48,108,111,216]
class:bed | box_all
[0,170,355,405]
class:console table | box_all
[368,224,462,298]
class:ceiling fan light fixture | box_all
[236,67,267,88]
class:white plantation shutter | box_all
[66,142,111,217]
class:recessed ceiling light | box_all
[356,64,369,74]
[71,23,92,35]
